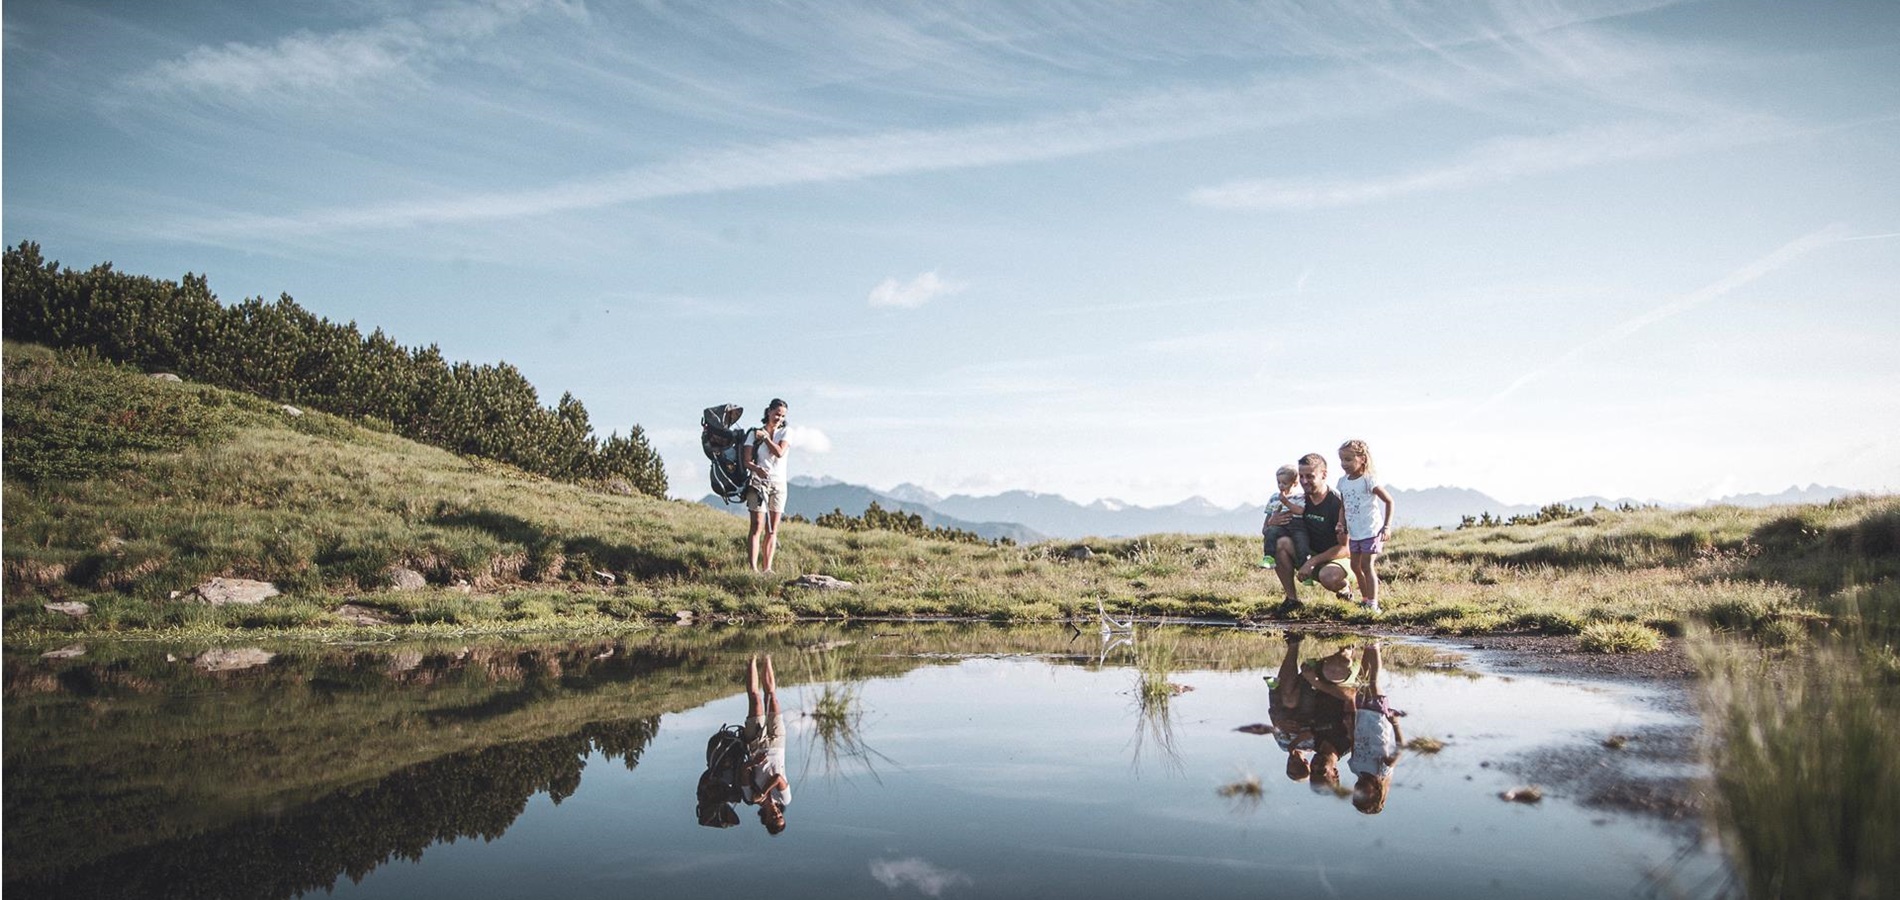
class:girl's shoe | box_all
[1362,599,1382,614]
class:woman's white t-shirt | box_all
[753,427,789,487]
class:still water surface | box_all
[3,624,1724,898]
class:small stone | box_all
[675,609,696,623]
[150,373,183,383]
[190,578,280,606]
[1500,786,1543,804]
[1064,545,1094,561]
[41,643,87,659]
[332,603,397,626]
[788,573,855,590]
[44,602,91,618]
[281,405,303,417]
[386,567,428,591]
[593,570,616,586]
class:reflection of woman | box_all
[741,654,791,834]
[743,400,790,572]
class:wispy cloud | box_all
[869,271,964,308]
[123,0,581,102]
[1190,115,1792,210]
[1461,224,1855,420]
[869,857,972,897]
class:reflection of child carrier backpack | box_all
[701,404,754,504]
[694,724,748,827]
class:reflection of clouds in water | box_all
[869,857,972,896]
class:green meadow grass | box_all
[5,341,1896,653]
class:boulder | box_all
[195,648,275,672]
[386,567,428,591]
[41,644,87,659]
[190,578,280,606]
[1065,545,1094,561]
[788,573,854,591]
[44,602,91,618]
[593,570,616,586]
[150,373,183,383]
[281,405,304,417]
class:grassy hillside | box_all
[5,341,1896,647]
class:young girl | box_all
[1336,440,1395,613]
[1349,641,1405,815]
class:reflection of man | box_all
[1268,633,1316,782]
[741,654,791,834]
[1264,453,1353,612]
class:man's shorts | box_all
[1349,536,1385,555]
[1305,558,1352,585]
[744,481,786,514]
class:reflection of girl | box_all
[1349,642,1405,814]
[743,399,790,572]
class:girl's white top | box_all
[1338,474,1385,540]
[1349,708,1399,779]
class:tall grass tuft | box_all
[1697,635,1900,898]
[1578,621,1662,653]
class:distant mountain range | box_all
[699,478,1047,544]
[702,479,1863,541]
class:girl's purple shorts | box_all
[1349,536,1384,555]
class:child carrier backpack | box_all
[694,723,749,827]
[701,404,754,504]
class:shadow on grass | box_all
[433,509,697,581]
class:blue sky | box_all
[6,0,1897,507]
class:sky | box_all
[5,0,1898,508]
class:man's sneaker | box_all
[1258,555,1276,569]
[1275,597,1304,616]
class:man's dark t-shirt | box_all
[1301,490,1344,555]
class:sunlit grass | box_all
[1697,633,1900,898]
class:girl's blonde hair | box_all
[1339,439,1374,476]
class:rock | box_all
[41,643,87,659]
[44,602,91,618]
[190,578,280,606]
[195,648,275,672]
[788,573,855,590]
[281,405,303,417]
[602,477,635,496]
[675,609,696,624]
[593,570,616,586]
[332,603,396,626]
[1065,545,1094,561]
[386,567,428,591]
[150,373,183,383]
[1500,786,1544,804]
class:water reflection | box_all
[2,624,1720,899]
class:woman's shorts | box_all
[745,481,786,514]
[1349,536,1384,555]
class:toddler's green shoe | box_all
[1257,555,1275,569]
